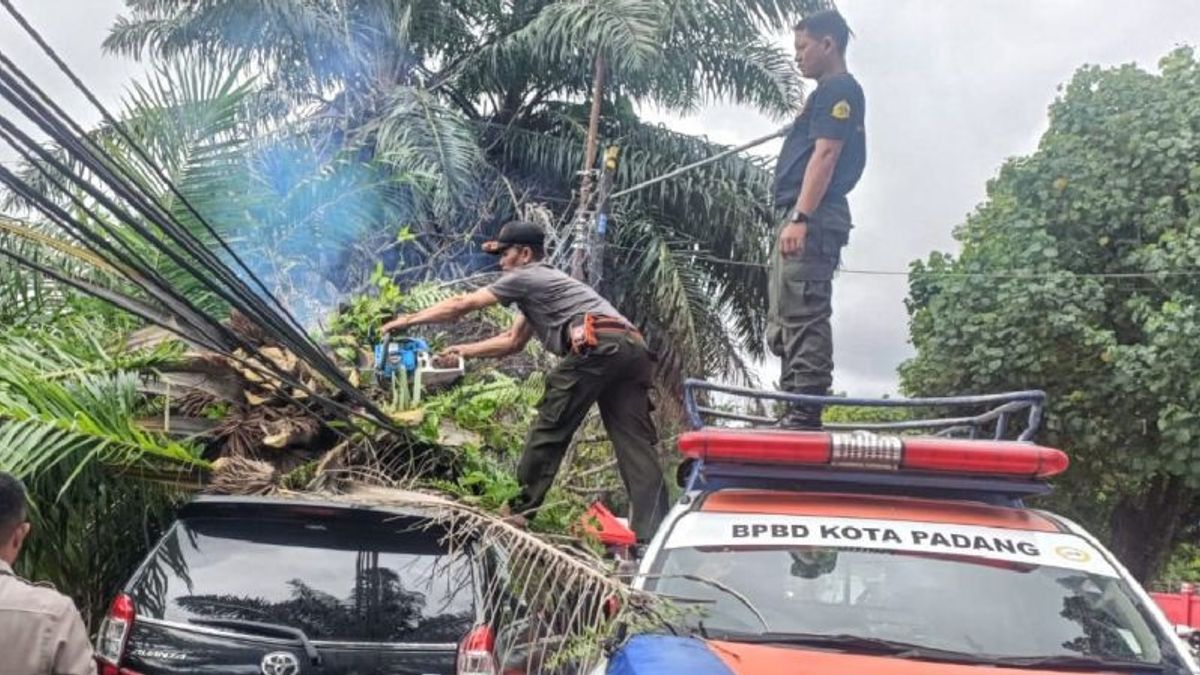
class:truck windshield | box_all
[649,543,1175,667]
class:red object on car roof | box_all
[677,428,1069,479]
[579,501,637,547]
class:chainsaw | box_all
[373,333,464,407]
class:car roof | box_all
[694,490,1063,533]
[180,493,445,525]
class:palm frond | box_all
[330,484,665,672]
[0,368,207,494]
[519,0,664,76]
[0,319,199,483]
[368,87,489,217]
[610,217,758,386]
[0,218,126,326]
[650,39,803,118]
[0,217,117,272]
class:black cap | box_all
[482,220,545,255]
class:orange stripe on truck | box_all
[708,641,1115,674]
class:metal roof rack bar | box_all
[683,379,1045,441]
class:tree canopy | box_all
[902,48,1200,581]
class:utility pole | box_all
[588,145,620,287]
[571,53,607,280]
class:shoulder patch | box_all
[831,100,851,120]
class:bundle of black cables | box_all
[0,0,398,433]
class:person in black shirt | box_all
[768,9,866,429]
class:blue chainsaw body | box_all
[374,337,429,380]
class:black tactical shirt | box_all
[773,73,867,209]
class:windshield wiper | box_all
[189,618,322,665]
[709,631,988,664]
[983,655,1164,671]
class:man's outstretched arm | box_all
[443,316,534,360]
[382,288,499,333]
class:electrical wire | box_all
[0,11,403,432]
[0,0,309,338]
[601,244,1200,280]
[608,126,787,200]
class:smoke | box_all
[213,137,391,328]
[219,133,514,331]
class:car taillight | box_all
[678,429,1069,479]
[96,593,135,667]
[457,625,498,675]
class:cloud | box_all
[0,0,143,162]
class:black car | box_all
[94,494,519,675]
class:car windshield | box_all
[128,515,475,643]
[648,518,1176,667]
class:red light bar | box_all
[677,429,1068,479]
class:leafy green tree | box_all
[902,48,1200,581]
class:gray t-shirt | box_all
[487,262,626,356]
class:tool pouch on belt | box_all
[569,313,599,354]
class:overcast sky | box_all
[3,0,1199,396]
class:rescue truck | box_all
[604,382,1199,675]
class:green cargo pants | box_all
[511,332,670,542]
[766,200,851,395]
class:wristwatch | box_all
[788,209,810,224]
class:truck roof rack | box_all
[678,381,1054,505]
[682,379,1045,442]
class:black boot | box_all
[777,404,824,430]
[776,386,827,430]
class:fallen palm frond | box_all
[208,456,278,495]
[314,483,671,671]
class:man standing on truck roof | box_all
[0,471,95,675]
[769,9,866,429]
[381,220,670,544]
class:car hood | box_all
[606,635,1133,675]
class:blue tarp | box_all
[607,635,734,675]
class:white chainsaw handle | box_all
[417,351,465,373]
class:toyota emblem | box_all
[261,651,300,675]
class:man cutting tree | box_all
[769,9,867,429]
[381,221,670,544]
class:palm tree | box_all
[0,310,208,626]
[103,0,831,384]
